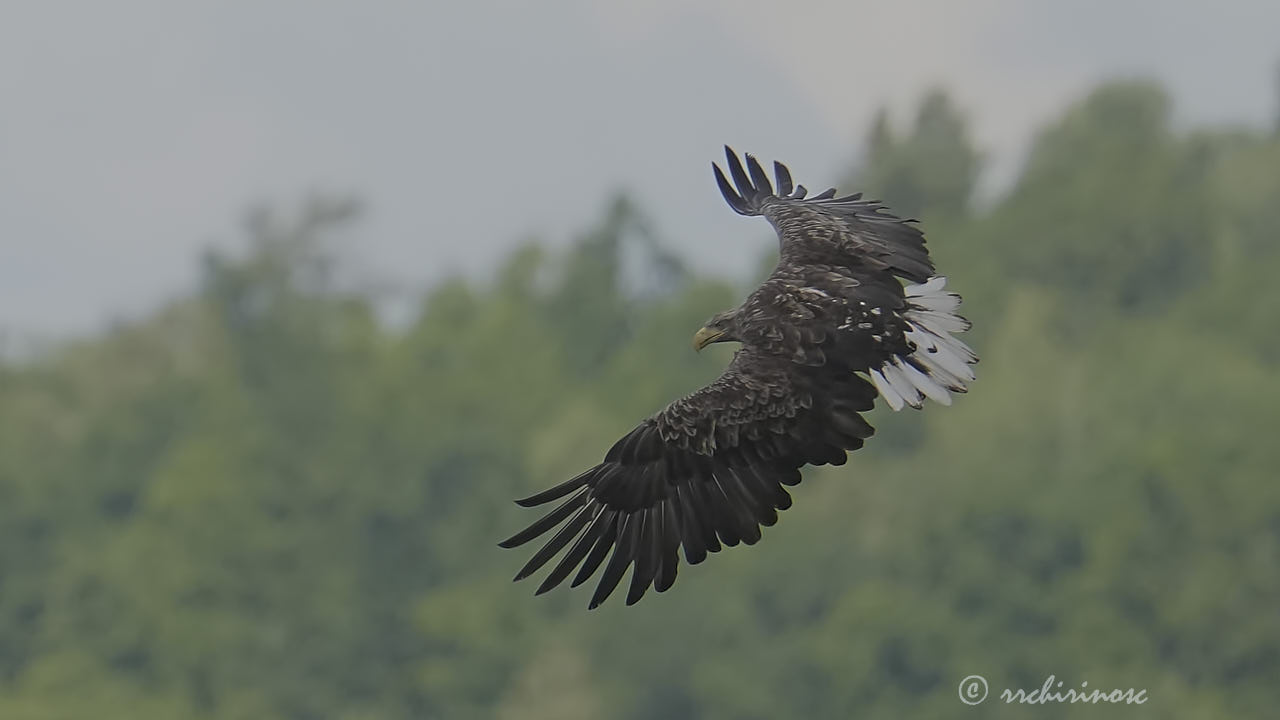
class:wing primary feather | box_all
[655,500,681,592]
[750,453,797,508]
[498,489,588,548]
[718,469,764,543]
[724,146,755,202]
[773,161,793,196]
[675,482,712,564]
[695,474,740,546]
[689,481,722,554]
[810,188,837,200]
[733,463,782,524]
[791,184,808,199]
[590,513,641,608]
[735,451,793,509]
[745,154,773,196]
[713,164,749,214]
[776,464,803,486]
[626,508,662,605]
[709,467,759,544]
[535,507,613,594]
[773,483,793,511]
[514,467,596,507]
[570,515,617,588]
[512,503,595,581]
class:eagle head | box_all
[693,309,741,351]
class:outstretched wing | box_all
[499,349,877,608]
[713,146,934,283]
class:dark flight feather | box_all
[500,148,977,608]
[773,161,793,197]
[712,146,935,283]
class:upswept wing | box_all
[713,146,934,283]
[715,147,976,409]
[499,349,876,608]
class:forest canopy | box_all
[1,79,1278,719]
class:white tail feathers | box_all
[870,276,977,411]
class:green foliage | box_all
[854,89,980,220]
[988,82,1215,311]
[1,78,1278,718]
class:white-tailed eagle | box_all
[500,147,977,608]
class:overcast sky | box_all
[2,1,1277,337]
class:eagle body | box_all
[732,263,916,369]
[500,148,977,608]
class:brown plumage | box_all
[500,147,977,608]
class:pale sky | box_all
[2,1,1277,337]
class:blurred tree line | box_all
[1,78,1278,719]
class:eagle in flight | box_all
[500,147,977,608]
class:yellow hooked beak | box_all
[692,326,725,352]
